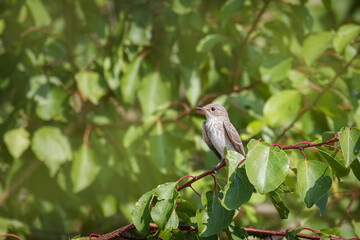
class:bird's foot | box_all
[212,159,225,174]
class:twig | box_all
[176,161,226,192]
[300,149,307,161]
[83,124,92,146]
[281,138,339,150]
[0,234,23,240]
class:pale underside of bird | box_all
[196,103,245,168]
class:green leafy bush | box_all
[0,0,359,239]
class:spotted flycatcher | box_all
[196,103,245,169]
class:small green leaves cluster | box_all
[132,127,360,238]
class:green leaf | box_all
[315,193,328,215]
[268,191,289,219]
[302,32,334,65]
[317,144,349,178]
[246,139,259,151]
[26,0,51,26]
[230,226,249,240]
[103,57,121,90]
[196,34,226,53]
[333,24,360,53]
[287,70,309,89]
[164,209,179,230]
[71,145,101,193]
[220,0,244,25]
[182,69,201,107]
[196,191,235,237]
[321,0,331,10]
[285,229,302,240]
[75,71,107,105]
[225,150,245,179]
[120,55,143,104]
[34,86,67,122]
[150,182,179,230]
[245,120,266,137]
[123,125,144,148]
[80,0,106,41]
[246,141,289,194]
[338,127,360,167]
[4,128,30,159]
[149,121,167,174]
[259,57,292,83]
[172,0,192,15]
[263,90,302,127]
[27,75,47,99]
[352,219,360,238]
[98,194,117,218]
[319,227,341,237]
[0,20,5,35]
[32,126,72,176]
[221,168,253,210]
[156,230,173,240]
[175,198,195,224]
[132,190,154,235]
[317,133,349,178]
[297,160,332,208]
[0,217,8,235]
[127,22,152,46]
[350,158,360,182]
[138,71,171,116]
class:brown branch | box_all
[83,124,91,146]
[95,223,359,240]
[275,50,360,142]
[176,161,225,192]
[281,137,339,150]
[231,0,271,91]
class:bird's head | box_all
[196,103,229,120]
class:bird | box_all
[196,103,245,171]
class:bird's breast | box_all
[205,119,234,157]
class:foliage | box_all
[0,0,360,239]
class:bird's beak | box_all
[196,106,205,115]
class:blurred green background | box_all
[0,0,360,239]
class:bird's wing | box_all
[202,121,222,160]
[223,120,246,157]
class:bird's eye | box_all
[211,107,215,111]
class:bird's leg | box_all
[212,158,225,173]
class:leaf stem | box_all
[300,149,307,161]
